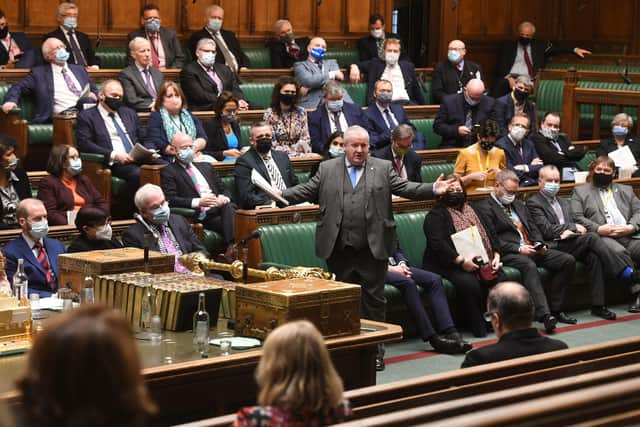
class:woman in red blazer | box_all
[37,145,108,226]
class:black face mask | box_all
[255,137,272,154]
[104,96,123,111]
[0,26,8,40]
[592,172,613,188]
[519,36,532,46]
[480,140,494,151]
[443,191,466,207]
[280,93,296,106]
[513,88,529,102]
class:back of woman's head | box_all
[256,320,344,414]
[18,305,156,427]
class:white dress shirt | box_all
[51,63,82,114]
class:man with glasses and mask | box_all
[432,39,482,104]
[44,2,99,68]
[495,75,538,136]
[123,184,206,273]
[496,113,542,187]
[127,3,184,69]
[3,198,66,296]
[476,170,576,333]
[0,9,38,69]
[571,156,640,313]
[234,122,298,209]
[461,282,567,368]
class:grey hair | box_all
[612,112,634,129]
[274,19,290,34]
[205,4,223,15]
[538,164,559,180]
[58,2,78,16]
[495,169,520,185]
[196,38,216,51]
[322,80,344,97]
[515,75,533,88]
[129,37,150,53]
[344,125,370,146]
[391,124,414,141]
[134,184,163,210]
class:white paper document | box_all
[251,169,289,206]
[451,225,489,263]
[609,145,637,168]
[129,143,160,163]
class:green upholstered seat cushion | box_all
[420,163,454,183]
[325,49,359,68]
[412,118,441,149]
[535,80,564,119]
[239,82,274,109]
[27,124,54,145]
[577,152,596,171]
[80,152,127,197]
[259,222,327,269]
[202,229,225,254]
[95,47,128,69]
[343,82,368,107]
[243,48,271,68]
[394,212,427,267]
[221,175,237,204]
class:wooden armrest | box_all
[0,110,28,158]
[52,114,77,146]
[140,163,167,187]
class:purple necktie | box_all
[160,225,189,273]
[206,67,223,94]
[185,166,207,220]
[143,68,157,99]
[61,68,82,97]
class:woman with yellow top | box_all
[37,145,107,225]
[453,119,505,192]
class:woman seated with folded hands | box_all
[67,206,123,253]
[37,145,107,226]
[0,135,30,229]
[202,91,243,162]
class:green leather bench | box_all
[95,47,128,69]
[243,48,271,68]
[325,49,359,68]
[412,118,441,149]
[343,82,368,107]
[239,82,274,109]
[420,163,454,182]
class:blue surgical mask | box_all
[208,18,222,32]
[310,47,326,61]
[67,158,82,175]
[327,99,343,112]
[177,147,195,164]
[329,146,344,157]
[151,203,170,224]
[448,50,461,64]
[30,219,49,240]
[543,182,560,197]
[200,51,216,67]
[145,19,160,33]
[63,17,78,30]
[613,125,629,137]
[55,48,70,63]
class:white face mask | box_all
[370,28,384,39]
[499,193,516,205]
[95,224,112,241]
[385,52,399,65]
[510,125,527,142]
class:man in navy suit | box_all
[3,199,65,296]
[365,79,425,150]
[372,124,422,183]
[1,37,98,124]
[76,79,149,194]
[357,14,403,61]
[308,80,369,154]
[495,75,538,136]
[496,113,542,187]
[350,38,425,106]
[43,2,100,68]
[0,9,39,69]
[433,78,497,148]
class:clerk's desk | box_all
[0,318,401,426]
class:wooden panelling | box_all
[185,0,208,33]
[107,0,141,32]
[595,1,634,42]
[155,0,182,31]
[346,0,371,34]
[317,0,344,35]
[23,0,56,29]
[251,0,282,33]
[285,0,315,35]
[559,0,595,41]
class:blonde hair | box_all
[256,320,344,414]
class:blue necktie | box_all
[349,165,359,187]
[383,108,396,130]
[109,112,133,152]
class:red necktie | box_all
[150,34,160,68]
[33,241,56,289]
[522,45,534,78]
[395,157,403,177]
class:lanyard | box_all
[476,149,490,172]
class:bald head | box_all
[464,79,485,104]
[308,37,327,53]
[488,282,534,335]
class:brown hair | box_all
[214,90,240,117]
[270,75,300,114]
[435,173,466,205]
[18,305,156,427]
[256,320,344,414]
[588,155,616,181]
[45,144,74,177]
[154,80,188,112]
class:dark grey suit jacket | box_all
[179,61,244,111]
[127,27,184,68]
[283,156,435,260]
[118,64,164,112]
[526,192,579,247]
[293,58,353,109]
[570,182,640,233]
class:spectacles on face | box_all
[483,311,497,322]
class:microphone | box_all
[239,230,261,246]
[134,213,160,240]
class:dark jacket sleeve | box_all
[433,97,460,139]
[75,111,111,157]
[202,118,234,161]
[234,154,268,209]
[179,65,217,110]
[146,112,170,152]
[77,175,108,214]
[161,166,193,209]
[531,133,568,165]
[423,207,460,268]
[525,195,574,241]
[37,176,70,226]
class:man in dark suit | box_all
[434,78,497,148]
[123,184,207,273]
[365,79,425,150]
[3,199,66,296]
[0,9,39,69]
[281,125,452,370]
[76,79,149,195]
[308,80,368,154]
[496,113,542,187]
[461,282,568,368]
[234,122,299,209]
[350,38,425,106]
[1,37,98,124]
[357,14,402,61]
[188,4,250,73]
[119,37,163,112]
[476,170,576,332]
[180,38,248,112]
[493,21,591,97]
[530,112,585,182]
[127,3,184,69]
[268,19,309,69]
[432,39,482,104]
[161,132,236,261]
[527,165,640,320]
[495,75,538,136]
[372,124,422,183]
[44,2,99,68]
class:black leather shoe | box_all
[542,314,557,333]
[429,334,465,354]
[629,294,640,313]
[375,357,385,371]
[553,312,577,325]
[444,332,473,353]
[591,306,617,320]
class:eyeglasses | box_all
[483,311,497,322]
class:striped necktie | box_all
[264,155,286,191]
[33,241,56,289]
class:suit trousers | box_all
[327,246,387,322]
[501,249,575,319]
[386,267,454,341]
[605,236,640,264]
[201,203,235,245]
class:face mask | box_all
[443,191,466,207]
[280,93,296,106]
[392,144,409,157]
[329,146,344,157]
[513,88,529,102]
[151,204,170,224]
[177,147,195,164]
[145,19,160,33]
[0,26,9,39]
[385,52,399,66]
[327,99,343,112]
[592,172,613,188]
[208,18,222,32]
[510,125,527,142]
[5,157,17,172]
[613,125,629,137]
[543,182,560,197]
[222,111,237,122]
[199,51,216,67]
[447,50,461,64]
[55,48,70,63]
[63,17,78,30]
[479,140,494,151]
[519,36,532,46]
[377,91,393,105]
[95,224,112,241]
[370,28,384,39]
[29,219,49,240]
[67,158,82,175]
[104,96,123,111]
[540,127,559,140]
[464,94,479,106]
[255,137,273,154]
[499,193,516,205]
[281,32,295,42]
[310,47,326,61]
